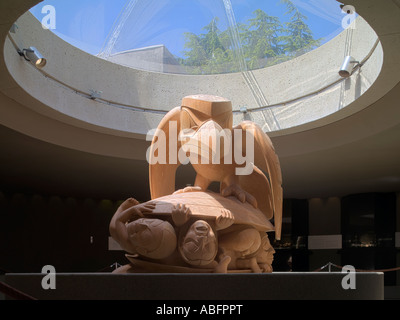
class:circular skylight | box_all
[15,0,380,135]
[30,0,348,75]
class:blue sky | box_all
[30,0,347,56]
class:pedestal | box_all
[5,272,384,300]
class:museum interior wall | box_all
[1,173,399,286]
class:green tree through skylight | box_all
[180,0,322,74]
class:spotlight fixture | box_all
[339,55,359,78]
[9,24,18,34]
[240,106,248,113]
[18,47,47,69]
[340,4,354,14]
[89,90,102,100]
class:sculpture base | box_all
[5,272,383,300]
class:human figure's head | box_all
[257,235,275,268]
[127,218,177,259]
[179,220,218,266]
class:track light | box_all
[339,55,359,78]
[18,47,47,69]
[89,90,102,100]
[9,24,18,34]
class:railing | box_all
[314,262,400,273]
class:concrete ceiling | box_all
[0,0,400,201]
[1,88,400,201]
[279,116,400,198]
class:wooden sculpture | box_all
[110,94,283,273]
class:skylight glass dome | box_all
[98,0,344,74]
[31,0,346,75]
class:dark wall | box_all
[272,199,309,272]
[0,190,398,280]
[273,193,398,285]
[0,191,126,273]
[341,192,397,285]
[341,193,396,244]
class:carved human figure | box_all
[109,198,157,254]
[255,235,275,273]
[172,204,233,270]
[171,203,272,273]
[219,232,275,273]
[178,220,218,267]
[110,198,228,268]
[126,218,177,259]
[110,196,275,273]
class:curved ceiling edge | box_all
[1,0,399,160]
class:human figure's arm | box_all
[109,198,155,253]
[171,203,192,227]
